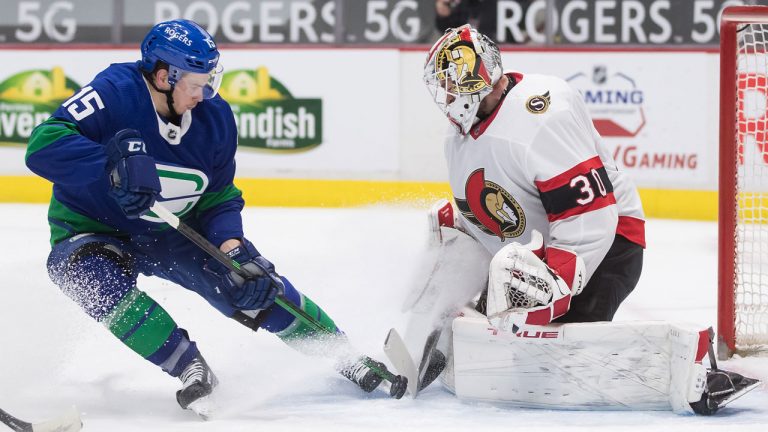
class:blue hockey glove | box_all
[206,239,285,310]
[106,129,161,219]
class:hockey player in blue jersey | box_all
[25,19,404,414]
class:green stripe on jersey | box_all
[48,196,119,245]
[26,118,81,161]
[195,184,243,214]
[104,289,176,358]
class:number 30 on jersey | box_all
[570,168,609,205]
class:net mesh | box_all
[734,23,768,352]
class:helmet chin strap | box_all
[163,84,182,124]
[144,71,182,124]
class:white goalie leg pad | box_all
[400,227,491,377]
[428,199,458,246]
[669,328,708,413]
[439,306,487,395]
[450,317,710,413]
[402,226,491,318]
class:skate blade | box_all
[718,379,762,409]
[187,394,217,421]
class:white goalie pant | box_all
[441,310,709,414]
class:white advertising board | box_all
[400,50,720,190]
[510,51,719,191]
[222,49,400,178]
[0,48,400,179]
[0,48,722,192]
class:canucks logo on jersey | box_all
[143,164,209,223]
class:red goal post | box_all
[719,5,768,359]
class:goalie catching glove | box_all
[206,238,285,310]
[486,230,586,329]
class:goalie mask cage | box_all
[719,6,768,359]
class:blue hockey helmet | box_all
[140,19,222,99]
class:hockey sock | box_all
[50,238,199,377]
[273,292,347,357]
[274,293,341,341]
[104,287,199,377]
[257,277,341,337]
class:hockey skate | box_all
[338,356,408,399]
[690,369,761,415]
[176,354,219,418]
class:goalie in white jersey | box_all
[397,24,760,415]
[424,24,644,326]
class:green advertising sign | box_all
[220,67,322,152]
[0,67,79,145]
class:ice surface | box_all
[0,204,766,431]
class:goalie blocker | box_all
[438,310,760,415]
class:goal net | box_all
[719,6,768,358]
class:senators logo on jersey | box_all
[455,169,526,241]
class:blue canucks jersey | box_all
[26,62,244,246]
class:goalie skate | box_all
[689,370,761,415]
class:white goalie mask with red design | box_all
[423,25,503,135]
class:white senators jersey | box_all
[444,72,645,284]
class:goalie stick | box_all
[148,203,407,398]
[389,217,490,397]
[384,328,446,398]
[384,329,419,397]
[0,407,81,432]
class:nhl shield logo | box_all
[593,65,607,84]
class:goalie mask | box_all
[424,25,503,135]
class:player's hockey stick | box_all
[148,202,405,390]
[0,407,81,432]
